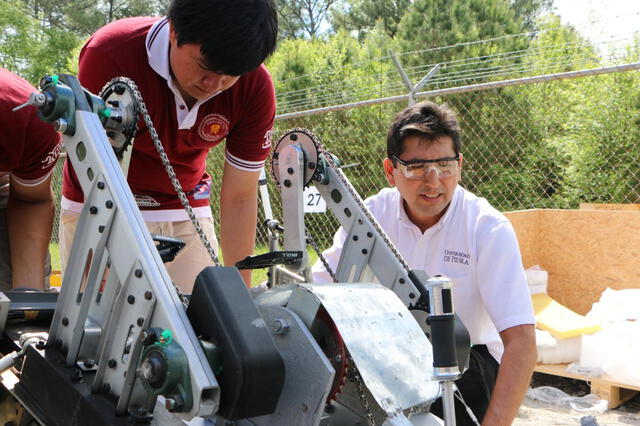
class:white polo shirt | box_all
[312,185,535,362]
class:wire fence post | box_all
[390,51,441,106]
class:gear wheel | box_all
[310,306,349,401]
[270,128,322,188]
[99,80,140,158]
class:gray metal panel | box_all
[251,305,334,426]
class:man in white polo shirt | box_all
[59,0,278,292]
[313,101,536,425]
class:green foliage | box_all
[331,0,411,38]
[276,0,337,39]
[0,1,80,84]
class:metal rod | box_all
[442,380,457,426]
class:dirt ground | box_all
[514,373,640,425]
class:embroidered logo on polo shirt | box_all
[198,113,230,143]
[262,129,273,149]
[191,181,212,200]
[443,249,470,265]
[41,143,62,169]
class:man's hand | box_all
[482,324,536,425]
[219,162,261,287]
[7,173,55,289]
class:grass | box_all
[48,242,321,285]
[49,242,61,271]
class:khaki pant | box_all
[59,209,218,293]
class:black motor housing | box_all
[187,267,285,420]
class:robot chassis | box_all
[0,75,471,426]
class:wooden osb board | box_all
[580,203,640,211]
[504,209,640,315]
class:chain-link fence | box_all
[49,63,640,252]
[268,65,640,249]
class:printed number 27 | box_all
[307,193,321,207]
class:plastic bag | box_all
[526,386,608,414]
[525,265,548,295]
[580,320,640,385]
[536,329,581,364]
[587,287,640,323]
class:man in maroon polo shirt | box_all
[59,0,278,292]
[0,68,62,290]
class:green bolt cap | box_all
[159,329,173,345]
[51,75,59,86]
[101,108,112,119]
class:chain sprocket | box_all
[99,80,139,158]
[270,128,322,188]
[310,306,349,402]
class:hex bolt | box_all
[409,292,416,299]
[103,383,111,393]
[127,295,135,304]
[353,235,359,241]
[89,206,98,214]
[135,269,143,278]
[283,179,291,187]
[137,317,144,327]
[362,249,368,255]
[144,291,152,300]
[287,167,294,175]
[308,162,316,170]
[367,232,373,238]
[334,354,342,363]
[105,200,113,209]
[272,318,290,335]
[399,278,405,284]
[97,182,105,190]
[290,133,298,141]
[62,317,69,326]
[114,85,125,95]
[35,340,46,350]
[98,225,105,233]
[108,359,117,369]
[83,359,95,369]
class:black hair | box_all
[386,101,462,160]
[168,0,278,76]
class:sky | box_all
[553,0,640,51]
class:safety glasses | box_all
[391,155,460,180]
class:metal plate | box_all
[289,283,440,417]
